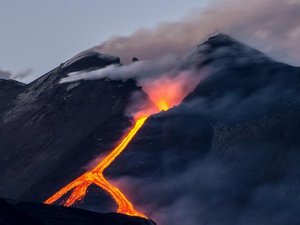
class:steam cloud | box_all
[60,55,184,83]
[94,0,300,66]
[60,54,206,119]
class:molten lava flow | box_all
[157,100,169,111]
[44,117,148,218]
[45,73,197,218]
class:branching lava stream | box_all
[44,74,195,218]
[44,116,148,218]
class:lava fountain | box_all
[44,73,197,218]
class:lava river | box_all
[44,116,149,218]
[44,74,195,218]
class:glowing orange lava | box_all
[44,117,148,218]
[45,74,196,218]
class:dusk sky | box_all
[0,0,207,82]
[1,0,300,82]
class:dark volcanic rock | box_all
[0,198,154,225]
[0,79,25,115]
[0,198,42,225]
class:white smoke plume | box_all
[60,55,184,83]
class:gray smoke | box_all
[10,68,33,81]
[94,0,300,66]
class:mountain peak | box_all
[205,33,237,46]
[186,33,271,69]
[61,50,120,74]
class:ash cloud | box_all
[94,0,300,66]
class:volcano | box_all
[1,34,300,225]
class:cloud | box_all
[94,0,300,66]
[10,68,34,81]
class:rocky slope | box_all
[0,79,25,114]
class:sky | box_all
[1,0,300,83]
[0,0,208,82]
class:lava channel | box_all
[44,74,193,218]
[44,116,148,218]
